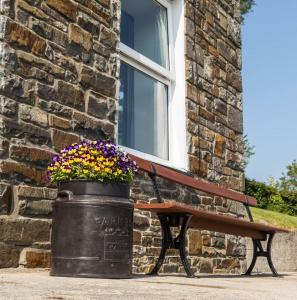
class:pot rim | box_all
[57,180,131,198]
[58,180,130,186]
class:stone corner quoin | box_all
[0,0,245,275]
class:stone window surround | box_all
[118,0,187,171]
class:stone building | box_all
[0,0,245,274]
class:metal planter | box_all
[50,181,133,279]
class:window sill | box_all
[120,145,188,173]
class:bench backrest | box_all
[130,154,257,207]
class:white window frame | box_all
[118,0,187,170]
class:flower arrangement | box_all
[47,140,138,184]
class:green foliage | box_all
[245,178,276,209]
[279,160,297,191]
[243,135,255,168]
[240,0,256,16]
[245,160,297,216]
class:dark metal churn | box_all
[50,181,133,279]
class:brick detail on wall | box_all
[0,0,246,275]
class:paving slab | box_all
[0,269,296,300]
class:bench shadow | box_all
[131,273,288,279]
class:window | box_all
[118,0,186,169]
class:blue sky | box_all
[242,0,297,182]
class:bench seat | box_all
[135,202,289,240]
[130,153,289,277]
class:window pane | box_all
[121,0,169,69]
[118,62,169,159]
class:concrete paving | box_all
[0,269,296,300]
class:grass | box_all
[247,207,297,230]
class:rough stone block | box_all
[214,134,226,158]
[214,98,227,115]
[226,236,246,257]
[38,100,73,118]
[57,80,85,110]
[0,138,9,159]
[19,248,51,268]
[188,230,202,255]
[36,83,57,101]
[17,185,44,199]
[228,105,243,134]
[0,96,17,117]
[77,12,100,36]
[19,199,53,216]
[10,145,55,166]
[16,0,49,20]
[133,214,150,230]
[0,118,48,145]
[17,51,65,78]
[133,230,141,246]
[220,258,240,270]
[49,115,71,130]
[85,91,109,119]
[80,65,116,97]
[0,71,36,105]
[199,259,213,273]
[51,129,80,151]
[46,0,77,21]
[0,217,51,244]
[211,236,226,249]
[69,23,92,51]
[0,242,20,268]
[0,160,46,184]
[99,25,117,49]
[5,19,46,56]
[76,0,110,23]
[73,111,114,140]
[19,104,48,127]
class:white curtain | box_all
[156,5,169,69]
[154,83,168,159]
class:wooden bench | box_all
[130,154,289,278]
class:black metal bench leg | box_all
[267,233,279,277]
[177,215,195,278]
[245,233,279,277]
[149,215,171,276]
[149,214,195,277]
[245,239,258,275]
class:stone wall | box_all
[0,0,245,275]
[0,0,120,268]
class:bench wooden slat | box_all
[135,202,289,240]
[130,154,257,206]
